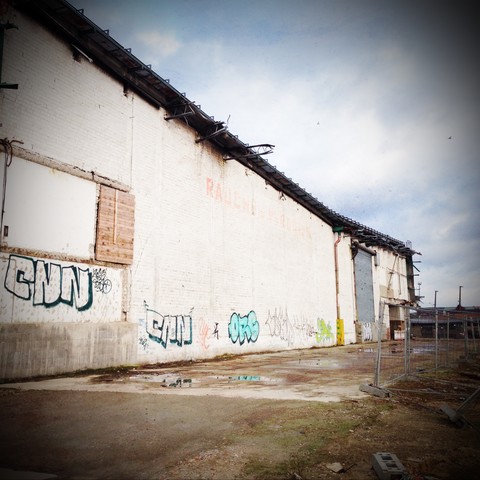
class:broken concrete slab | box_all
[326,462,344,473]
[440,387,480,428]
[359,383,391,398]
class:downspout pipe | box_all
[333,226,343,321]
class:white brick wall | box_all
[129,96,339,362]
[335,235,358,344]
[0,253,123,323]
[2,11,132,185]
[2,157,97,256]
[374,249,409,301]
[0,7,411,376]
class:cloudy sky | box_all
[68,0,479,308]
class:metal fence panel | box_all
[374,309,480,387]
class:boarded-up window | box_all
[95,185,135,265]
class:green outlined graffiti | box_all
[316,318,334,343]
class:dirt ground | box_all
[0,345,479,480]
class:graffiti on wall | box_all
[315,318,334,344]
[199,318,210,350]
[3,254,111,312]
[198,319,221,350]
[265,308,295,346]
[92,268,112,294]
[265,308,317,346]
[295,317,317,342]
[206,177,312,239]
[228,311,259,345]
[143,301,193,348]
[362,322,373,342]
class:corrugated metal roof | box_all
[13,0,419,256]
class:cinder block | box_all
[372,452,407,480]
[359,383,391,398]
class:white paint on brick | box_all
[125,97,339,362]
[1,11,133,186]
[0,7,413,377]
[334,234,358,344]
[2,157,96,257]
[0,253,123,323]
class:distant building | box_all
[410,307,480,339]
[0,0,418,379]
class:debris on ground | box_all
[326,462,345,473]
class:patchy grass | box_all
[233,401,391,480]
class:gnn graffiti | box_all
[4,254,95,311]
[144,302,193,348]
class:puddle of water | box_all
[167,378,193,387]
[129,375,193,387]
[128,373,280,388]
[228,375,262,382]
[411,345,436,354]
[291,359,343,369]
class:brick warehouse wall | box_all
[0,9,139,378]
[1,5,411,378]
[0,7,340,377]
[130,95,338,362]
[123,53,338,362]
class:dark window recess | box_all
[0,22,19,89]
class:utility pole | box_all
[434,290,439,369]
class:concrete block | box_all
[372,452,407,480]
[440,404,466,427]
[360,383,391,398]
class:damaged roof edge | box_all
[13,0,419,256]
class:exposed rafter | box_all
[164,101,195,121]
[195,121,227,143]
[223,144,275,161]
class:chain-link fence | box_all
[366,305,480,430]
[374,307,480,388]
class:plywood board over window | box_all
[96,185,135,265]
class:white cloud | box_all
[68,0,479,307]
[135,30,181,58]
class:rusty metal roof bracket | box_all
[164,102,195,121]
[195,122,227,143]
[223,144,275,161]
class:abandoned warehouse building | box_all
[0,0,420,379]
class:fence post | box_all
[446,313,450,366]
[405,310,411,376]
[435,308,439,371]
[472,318,477,354]
[464,316,468,361]
[374,301,385,387]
